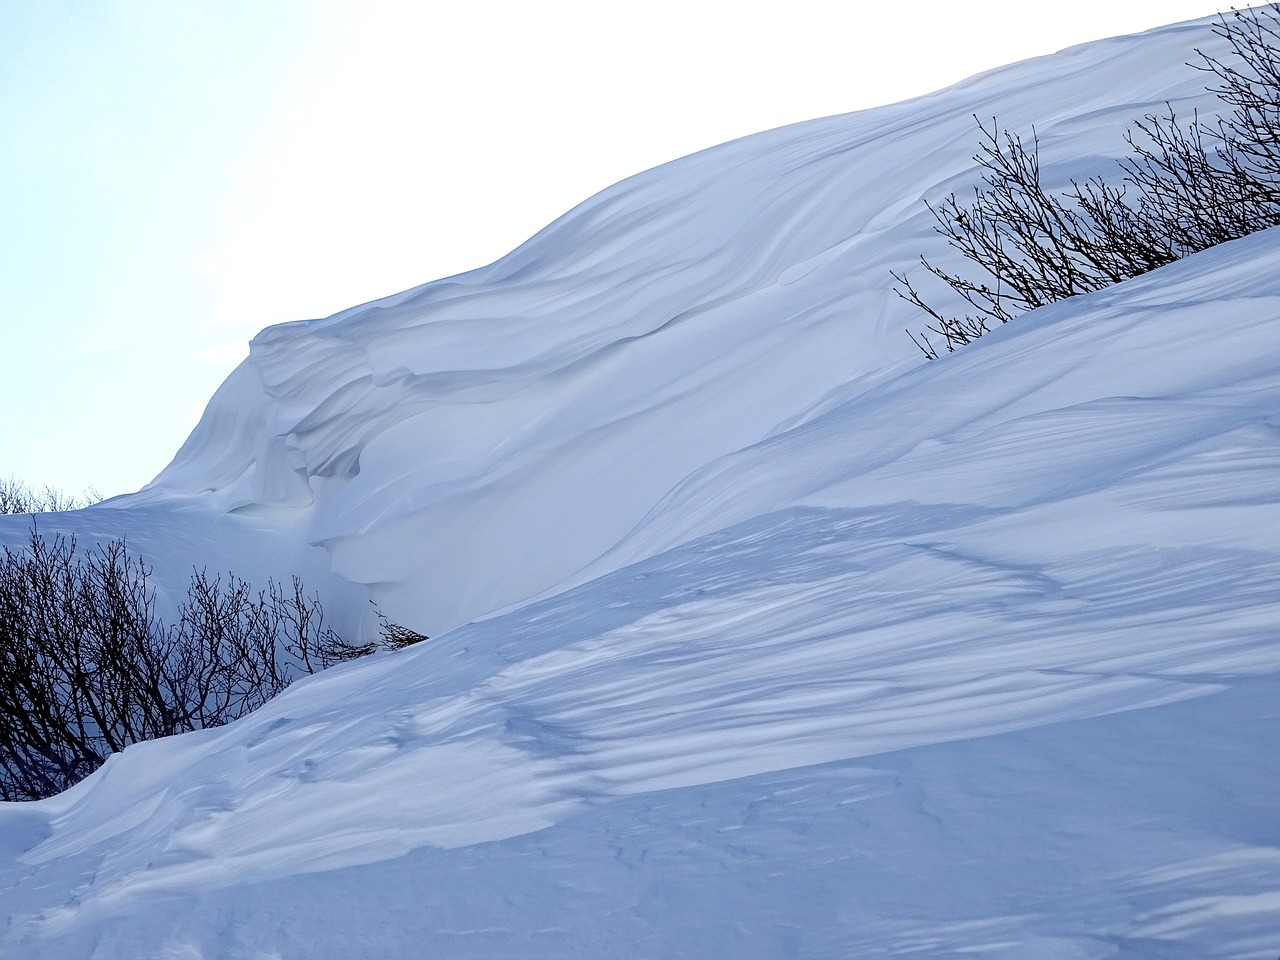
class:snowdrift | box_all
[2,13,1278,959]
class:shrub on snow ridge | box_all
[0,526,425,801]
[894,4,1280,358]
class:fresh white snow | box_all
[2,13,1278,959]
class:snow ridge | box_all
[2,14,1278,959]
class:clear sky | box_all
[1,0,1227,498]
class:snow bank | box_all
[2,13,1277,959]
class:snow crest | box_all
[2,15,1278,959]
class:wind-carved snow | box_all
[2,14,1279,960]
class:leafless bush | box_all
[895,4,1280,358]
[0,477,101,515]
[1197,3,1280,193]
[892,120,1178,357]
[0,527,397,800]
[373,605,430,651]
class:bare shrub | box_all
[0,527,388,801]
[895,4,1280,358]
[0,477,101,515]
[373,605,430,651]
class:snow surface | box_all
[2,13,1279,959]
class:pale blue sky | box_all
[2,1,1225,498]
[2,0,316,498]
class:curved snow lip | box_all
[118,11,1227,637]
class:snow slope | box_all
[2,13,1279,959]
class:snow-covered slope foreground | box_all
[3,14,1279,959]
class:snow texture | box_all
[2,13,1278,959]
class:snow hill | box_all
[3,14,1279,959]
